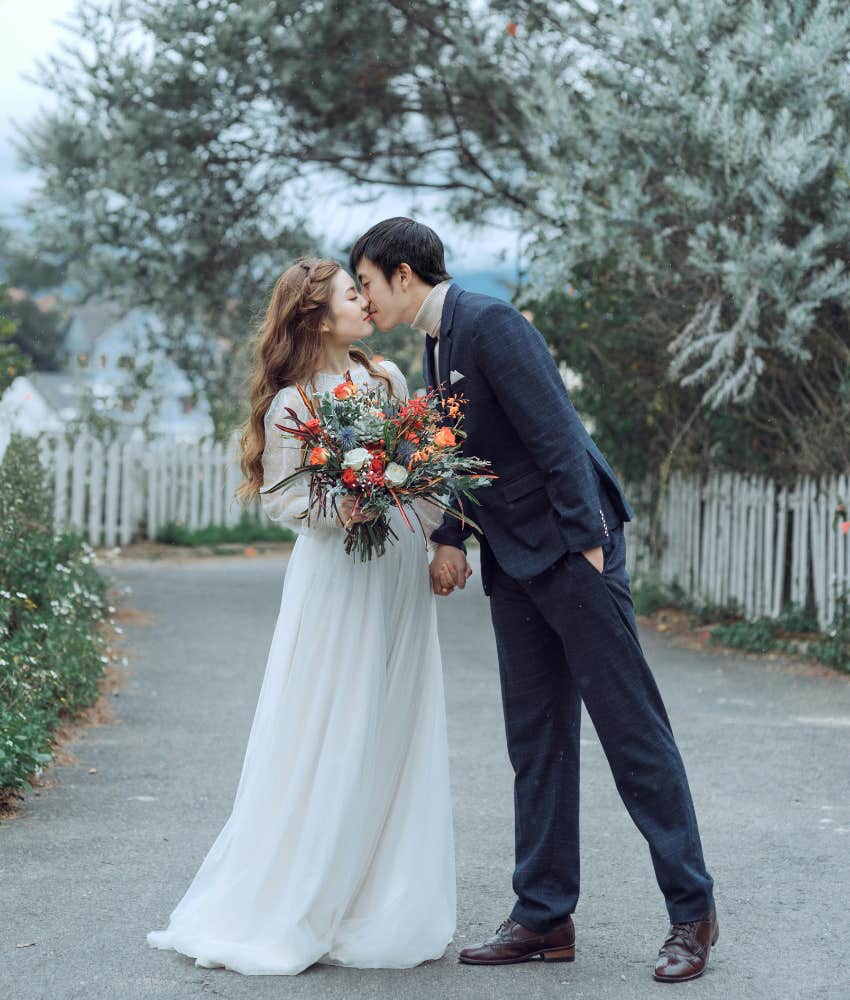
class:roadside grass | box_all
[632,574,850,675]
[155,515,295,547]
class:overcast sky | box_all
[0,0,518,272]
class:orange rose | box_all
[434,427,456,448]
[304,418,321,433]
[333,381,356,400]
[341,467,358,487]
[308,446,329,465]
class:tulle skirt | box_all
[147,511,456,974]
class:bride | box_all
[147,258,455,975]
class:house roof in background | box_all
[22,371,103,412]
[64,301,128,355]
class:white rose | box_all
[342,447,371,471]
[384,462,409,486]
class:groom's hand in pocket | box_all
[430,545,472,595]
[581,545,604,573]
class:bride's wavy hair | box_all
[237,257,392,504]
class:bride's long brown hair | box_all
[237,257,393,504]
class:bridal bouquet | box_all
[262,374,494,560]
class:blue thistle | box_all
[337,425,358,450]
[396,439,417,462]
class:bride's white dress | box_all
[147,360,455,975]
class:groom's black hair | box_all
[349,217,452,287]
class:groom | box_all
[350,218,717,984]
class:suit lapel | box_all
[437,330,453,398]
[437,283,462,396]
[420,283,463,394]
[424,336,438,392]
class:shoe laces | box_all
[663,920,699,952]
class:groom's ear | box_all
[396,262,413,290]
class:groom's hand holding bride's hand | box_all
[430,545,472,596]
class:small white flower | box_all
[342,447,371,471]
[384,462,409,487]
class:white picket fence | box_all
[630,471,850,630]
[37,431,262,547]
[33,432,850,628]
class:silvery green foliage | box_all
[17,0,530,431]
[19,1,850,414]
[518,0,850,407]
[18,0,527,319]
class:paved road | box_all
[2,551,849,1000]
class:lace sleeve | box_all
[260,387,340,535]
[376,360,445,547]
[376,358,410,405]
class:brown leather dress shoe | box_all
[458,916,575,965]
[653,906,719,982]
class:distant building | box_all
[0,300,213,448]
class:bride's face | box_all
[323,269,374,344]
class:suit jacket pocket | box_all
[502,469,546,503]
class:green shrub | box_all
[814,592,850,674]
[156,513,295,546]
[632,574,686,617]
[709,617,781,654]
[0,435,110,798]
[688,602,742,627]
[708,602,844,670]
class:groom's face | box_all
[355,257,406,332]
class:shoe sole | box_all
[459,945,575,965]
[653,924,719,983]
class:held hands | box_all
[337,495,380,529]
[429,543,599,595]
[430,544,473,596]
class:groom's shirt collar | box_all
[411,280,452,340]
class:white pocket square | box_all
[449,369,465,384]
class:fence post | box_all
[119,441,135,546]
[53,437,70,536]
[146,445,158,541]
[762,479,775,618]
[159,443,170,536]
[225,432,242,527]
[201,439,214,528]
[88,438,104,546]
[69,433,88,533]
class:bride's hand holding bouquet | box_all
[261,372,494,560]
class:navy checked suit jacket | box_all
[425,283,634,589]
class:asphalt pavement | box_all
[1,549,849,1000]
